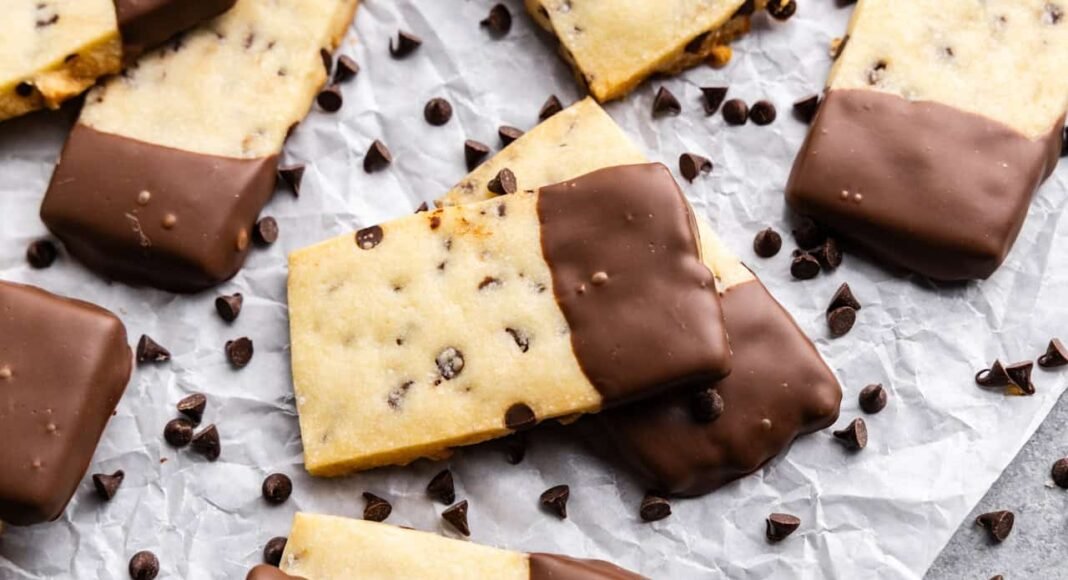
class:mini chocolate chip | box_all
[333,55,359,83]
[505,328,531,353]
[793,94,820,123]
[652,87,681,117]
[792,217,826,248]
[487,168,518,195]
[1052,458,1068,489]
[26,239,58,268]
[317,84,343,112]
[389,31,422,58]
[363,492,392,522]
[442,500,470,535]
[815,237,843,270]
[700,86,729,116]
[828,283,861,312]
[766,513,801,542]
[790,252,821,280]
[215,293,243,323]
[415,202,430,213]
[722,99,749,125]
[540,484,570,519]
[753,228,783,258]
[320,49,333,75]
[363,140,392,173]
[499,125,524,146]
[15,82,34,97]
[867,60,888,85]
[976,510,1014,543]
[1038,338,1068,368]
[356,225,384,249]
[478,276,502,290]
[424,98,453,126]
[767,0,797,20]
[859,384,887,414]
[254,217,279,245]
[827,306,857,338]
[679,153,712,182]
[436,347,465,379]
[177,393,207,425]
[639,493,671,522]
[137,335,171,363]
[430,215,442,230]
[503,433,527,464]
[539,95,563,122]
[749,100,777,125]
[277,164,304,196]
[191,424,221,461]
[129,551,159,580]
[93,470,124,501]
[481,3,512,36]
[226,337,254,368]
[692,388,724,423]
[505,403,536,431]
[832,418,867,450]
[427,469,455,504]
[976,360,1012,388]
[734,0,757,17]
[1045,2,1064,24]
[261,473,292,504]
[263,537,287,566]
[1005,360,1036,396]
[464,140,491,171]
[164,418,194,447]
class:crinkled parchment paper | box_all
[0,1,1065,578]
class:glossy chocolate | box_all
[537,163,731,406]
[529,553,645,580]
[0,281,132,525]
[42,124,278,293]
[246,565,305,580]
[787,89,1064,280]
[598,279,841,496]
[113,0,237,60]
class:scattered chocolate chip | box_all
[858,384,887,414]
[177,393,207,425]
[1005,360,1036,396]
[749,100,777,125]
[137,335,171,363]
[976,359,1011,388]
[1038,338,1068,368]
[442,500,470,535]
[225,337,254,368]
[215,293,243,323]
[464,139,491,171]
[356,225,384,250]
[832,418,867,450]
[722,99,749,125]
[262,473,293,505]
[700,86,729,116]
[26,239,58,269]
[254,217,279,245]
[424,97,453,126]
[129,551,159,580]
[792,217,826,249]
[191,424,221,461]
[540,484,570,519]
[767,0,797,20]
[499,125,524,146]
[415,202,430,213]
[976,510,1014,543]
[692,388,724,423]
[263,537,287,566]
[867,60,888,85]
[436,347,465,379]
[481,3,512,36]
[427,469,456,504]
[277,164,305,196]
[827,306,857,338]
[389,31,422,58]
[333,55,359,83]
[678,153,712,182]
[164,418,194,447]
[793,94,821,123]
[503,433,527,464]
[320,48,333,76]
[753,228,782,258]
[639,493,671,522]
[505,402,537,431]
[766,513,801,542]
[1045,2,1064,24]
[487,168,518,195]
[828,283,861,312]
[363,492,392,522]
[93,470,124,501]
[316,84,343,112]
[363,140,392,173]
[652,86,682,117]
[15,82,34,98]
[539,95,563,122]
[814,237,843,270]
[1052,458,1068,489]
[790,252,821,280]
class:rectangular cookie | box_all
[268,513,643,579]
[525,0,765,102]
[288,163,731,475]
[0,281,132,526]
[440,98,842,496]
[0,0,236,122]
[786,0,1068,280]
[40,0,360,292]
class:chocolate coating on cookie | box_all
[529,553,645,580]
[114,0,237,60]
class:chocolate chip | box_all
[128,550,159,580]
[1005,360,1036,396]
[766,513,801,542]
[790,252,821,280]
[753,228,782,258]
[93,470,124,501]
[639,493,671,522]
[436,347,465,379]
[277,164,305,196]
[1045,2,1064,24]
[793,94,821,124]
[261,473,293,505]
[356,225,384,249]
[481,3,512,36]
[827,306,857,338]
[316,84,343,112]
[503,433,527,464]
[263,537,287,566]
[1038,338,1068,368]
[722,99,749,125]
[505,327,530,352]
[749,100,777,125]
[424,97,453,126]
[164,418,194,447]
[540,484,570,519]
[977,360,1013,391]
[427,469,456,504]
[254,217,279,245]
[734,0,757,17]
[792,217,826,249]
[867,60,888,85]
[137,335,171,363]
[15,82,34,98]
[828,283,861,312]
[442,500,470,535]
[464,139,491,171]
[487,168,518,195]
[815,237,843,270]
[26,239,58,269]
[1052,458,1068,489]
[191,424,221,461]
[499,125,524,146]
[767,0,797,20]
[363,492,392,522]
[832,418,867,450]
[389,31,422,58]
[539,95,563,122]
[692,388,724,423]
[699,86,729,116]
[505,402,536,431]
[333,55,359,83]
[415,202,429,213]
[363,140,392,172]
[226,337,254,368]
[177,393,207,425]
[976,510,1014,543]
[478,276,502,290]
[858,384,887,414]
[652,87,681,117]
[679,153,712,182]
[215,293,243,323]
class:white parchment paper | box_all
[1,1,1066,578]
